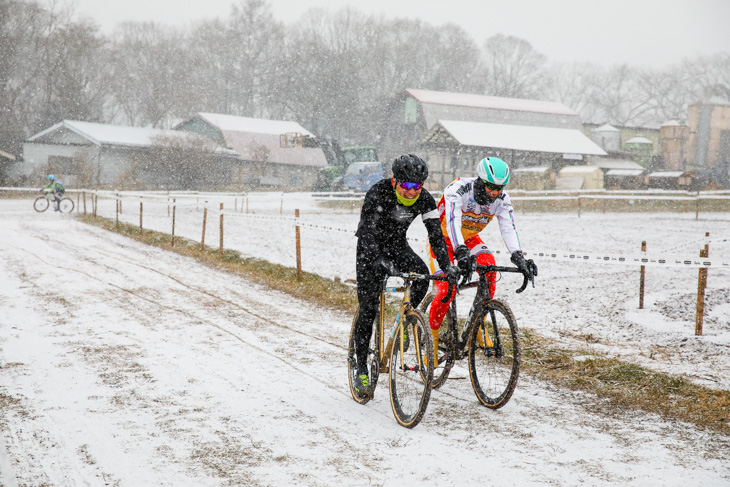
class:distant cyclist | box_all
[426,157,537,361]
[42,174,65,211]
[352,154,460,394]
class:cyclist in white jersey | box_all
[426,157,537,363]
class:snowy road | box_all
[1,199,729,486]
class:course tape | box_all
[98,194,730,269]
[528,250,728,269]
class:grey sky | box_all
[70,0,730,68]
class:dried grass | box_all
[79,213,730,436]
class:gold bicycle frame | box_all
[376,278,421,374]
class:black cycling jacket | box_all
[355,179,452,271]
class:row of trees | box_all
[2,0,729,157]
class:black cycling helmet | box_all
[391,154,428,183]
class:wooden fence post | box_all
[280,192,284,215]
[219,202,224,259]
[93,194,97,217]
[295,209,302,281]
[171,198,176,247]
[115,194,119,228]
[577,195,581,218]
[139,198,143,235]
[83,192,87,215]
[639,241,646,309]
[201,202,208,251]
[695,232,710,336]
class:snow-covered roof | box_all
[184,113,327,168]
[406,89,578,116]
[593,158,644,170]
[0,149,16,161]
[559,165,603,174]
[423,120,607,156]
[196,113,314,137]
[661,120,682,127]
[625,135,653,145]
[27,120,195,148]
[593,123,619,132]
[404,89,584,132]
[605,169,644,176]
[648,171,686,178]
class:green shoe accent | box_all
[354,374,369,394]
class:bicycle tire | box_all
[388,309,433,428]
[33,196,49,212]
[347,306,378,404]
[467,299,520,409]
[420,293,455,389]
[59,198,75,213]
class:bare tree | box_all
[108,22,193,128]
[576,64,649,127]
[225,0,284,116]
[548,63,602,122]
[41,18,108,124]
[637,65,698,124]
[481,34,549,99]
[686,53,730,100]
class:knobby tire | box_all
[467,299,520,409]
[388,309,433,428]
[33,196,49,212]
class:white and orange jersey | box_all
[437,177,522,254]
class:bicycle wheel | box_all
[33,196,49,212]
[467,299,520,409]
[389,309,433,428]
[347,306,378,404]
[420,293,455,389]
[59,198,74,213]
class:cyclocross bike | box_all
[420,261,531,409]
[34,190,75,213]
[347,271,454,428]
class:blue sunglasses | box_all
[399,181,423,190]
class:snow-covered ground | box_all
[1,194,729,486]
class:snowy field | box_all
[1,194,729,486]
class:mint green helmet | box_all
[476,157,510,186]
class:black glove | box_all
[375,256,398,276]
[511,251,538,279]
[454,244,470,274]
[444,264,461,283]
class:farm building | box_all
[556,165,604,190]
[594,158,646,190]
[685,97,730,186]
[646,171,694,190]
[175,113,328,189]
[381,88,606,189]
[16,120,237,189]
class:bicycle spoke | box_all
[468,300,520,409]
[389,310,432,428]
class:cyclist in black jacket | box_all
[352,154,460,393]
